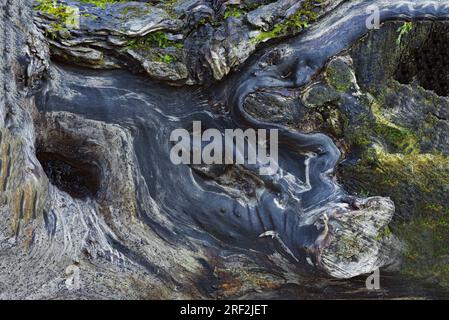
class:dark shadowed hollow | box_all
[37,151,101,199]
[395,23,449,97]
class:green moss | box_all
[33,0,75,33]
[396,21,414,46]
[198,17,208,26]
[160,0,178,18]
[49,22,68,32]
[82,12,98,19]
[34,0,113,31]
[254,0,321,43]
[127,31,184,50]
[224,6,246,19]
[221,3,265,22]
[34,0,70,18]
[157,54,174,64]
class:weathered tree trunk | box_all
[2,0,449,299]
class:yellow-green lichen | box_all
[370,100,421,154]
[33,0,80,34]
[395,212,449,287]
[338,88,449,287]
[33,1,69,25]
[325,59,355,93]
[78,0,126,9]
[121,5,152,18]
